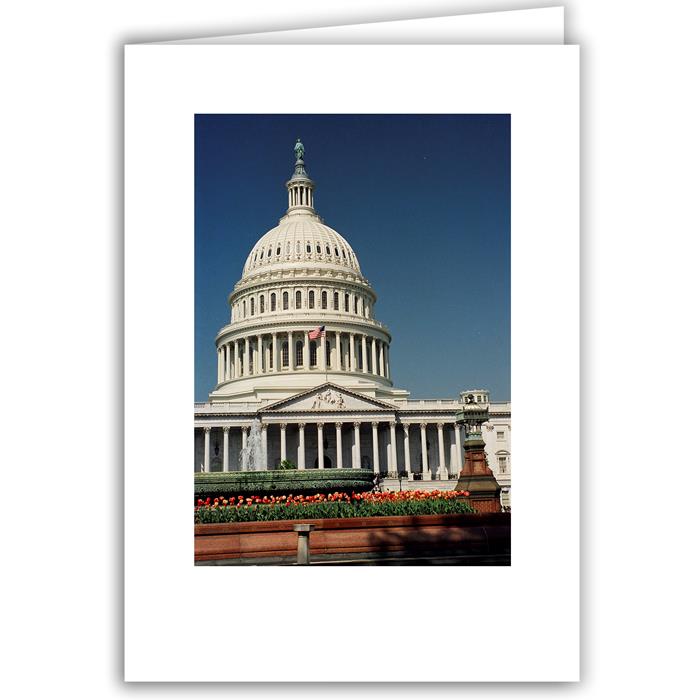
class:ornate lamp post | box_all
[454,394,502,513]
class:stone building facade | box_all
[194,141,511,494]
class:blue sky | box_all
[195,114,510,402]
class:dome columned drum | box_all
[209,140,409,404]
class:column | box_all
[353,422,361,468]
[389,421,398,475]
[335,422,343,469]
[371,337,377,374]
[420,423,430,480]
[258,334,264,374]
[261,423,268,470]
[203,427,211,472]
[349,333,356,371]
[453,423,462,474]
[371,422,380,474]
[437,423,448,479]
[222,426,230,472]
[317,423,324,470]
[272,332,278,372]
[287,331,293,370]
[298,423,306,469]
[334,331,341,370]
[361,335,368,373]
[403,424,411,479]
[304,332,310,370]
[222,344,228,380]
[217,348,222,382]
[280,423,287,463]
[320,331,327,371]
[233,340,239,378]
[244,337,250,376]
[385,344,391,380]
[378,342,385,378]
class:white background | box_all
[2,0,699,696]
[125,43,578,682]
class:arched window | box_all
[242,300,246,318]
[276,246,281,256]
[310,341,317,367]
[334,247,339,257]
[270,293,276,312]
[295,290,302,309]
[333,292,339,310]
[282,341,289,367]
[260,295,265,313]
[295,241,300,255]
[309,290,315,309]
[295,340,303,367]
[325,245,330,255]
[250,297,255,315]
[306,243,311,254]
[316,244,321,254]
[267,248,271,258]
[321,291,327,309]
[344,294,349,312]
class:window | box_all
[270,293,276,312]
[325,245,330,255]
[321,291,327,309]
[344,294,349,312]
[316,244,321,254]
[295,340,303,366]
[334,247,339,257]
[268,344,273,369]
[260,295,265,313]
[310,341,317,366]
[333,292,339,310]
[242,300,246,318]
[250,297,255,315]
[497,431,505,440]
[295,290,302,309]
[267,248,271,258]
[354,297,358,314]
[276,246,280,256]
[282,342,289,367]
[498,457,507,473]
[283,291,289,310]
[326,341,331,366]
[306,243,311,254]
[309,290,315,309]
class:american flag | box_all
[308,325,325,340]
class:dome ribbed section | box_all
[241,215,362,279]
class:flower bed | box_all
[194,489,474,524]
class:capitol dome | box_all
[210,139,409,404]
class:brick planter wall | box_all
[195,512,510,562]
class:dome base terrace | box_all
[208,370,411,405]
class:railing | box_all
[216,312,390,338]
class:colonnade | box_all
[197,420,462,480]
[217,330,391,383]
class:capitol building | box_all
[194,140,511,494]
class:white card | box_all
[125,9,578,683]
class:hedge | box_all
[194,468,376,499]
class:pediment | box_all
[262,383,396,413]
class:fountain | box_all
[239,418,266,471]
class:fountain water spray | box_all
[239,418,266,471]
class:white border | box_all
[125,44,579,682]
